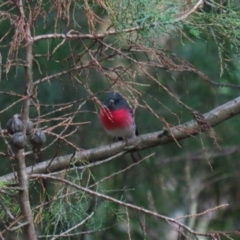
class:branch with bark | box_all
[11,1,37,239]
[32,0,204,42]
[1,95,240,183]
[1,1,240,238]
[30,173,228,239]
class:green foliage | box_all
[0,195,20,221]
[105,0,240,56]
[105,0,181,45]
[1,0,240,239]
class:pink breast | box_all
[100,108,133,130]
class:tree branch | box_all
[32,28,141,42]
[174,0,204,21]
[51,212,94,240]
[14,1,37,239]
[1,96,240,183]
[30,174,225,239]
[32,1,204,43]
[33,63,92,85]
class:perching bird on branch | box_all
[99,92,141,162]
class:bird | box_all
[99,92,141,162]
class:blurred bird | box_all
[99,92,141,162]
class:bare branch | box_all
[38,226,114,239]
[1,96,240,183]
[13,0,37,239]
[30,174,221,238]
[31,0,205,44]
[33,63,92,85]
[174,0,204,21]
[176,204,229,220]
[32,28,142,42]
[50,212,94,240]
[159,146,240,164]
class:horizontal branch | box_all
[33,27,141,42]
[1,96,240,183]
[33,63,91,85]
[160,146,240,165]
[32,1,203,42]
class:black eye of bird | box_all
[115,99,119,104]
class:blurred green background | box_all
[1,1,240,239]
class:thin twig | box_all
[50,212,94,240]
[30,174,218,238]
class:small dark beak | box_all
[108,99,114,107]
